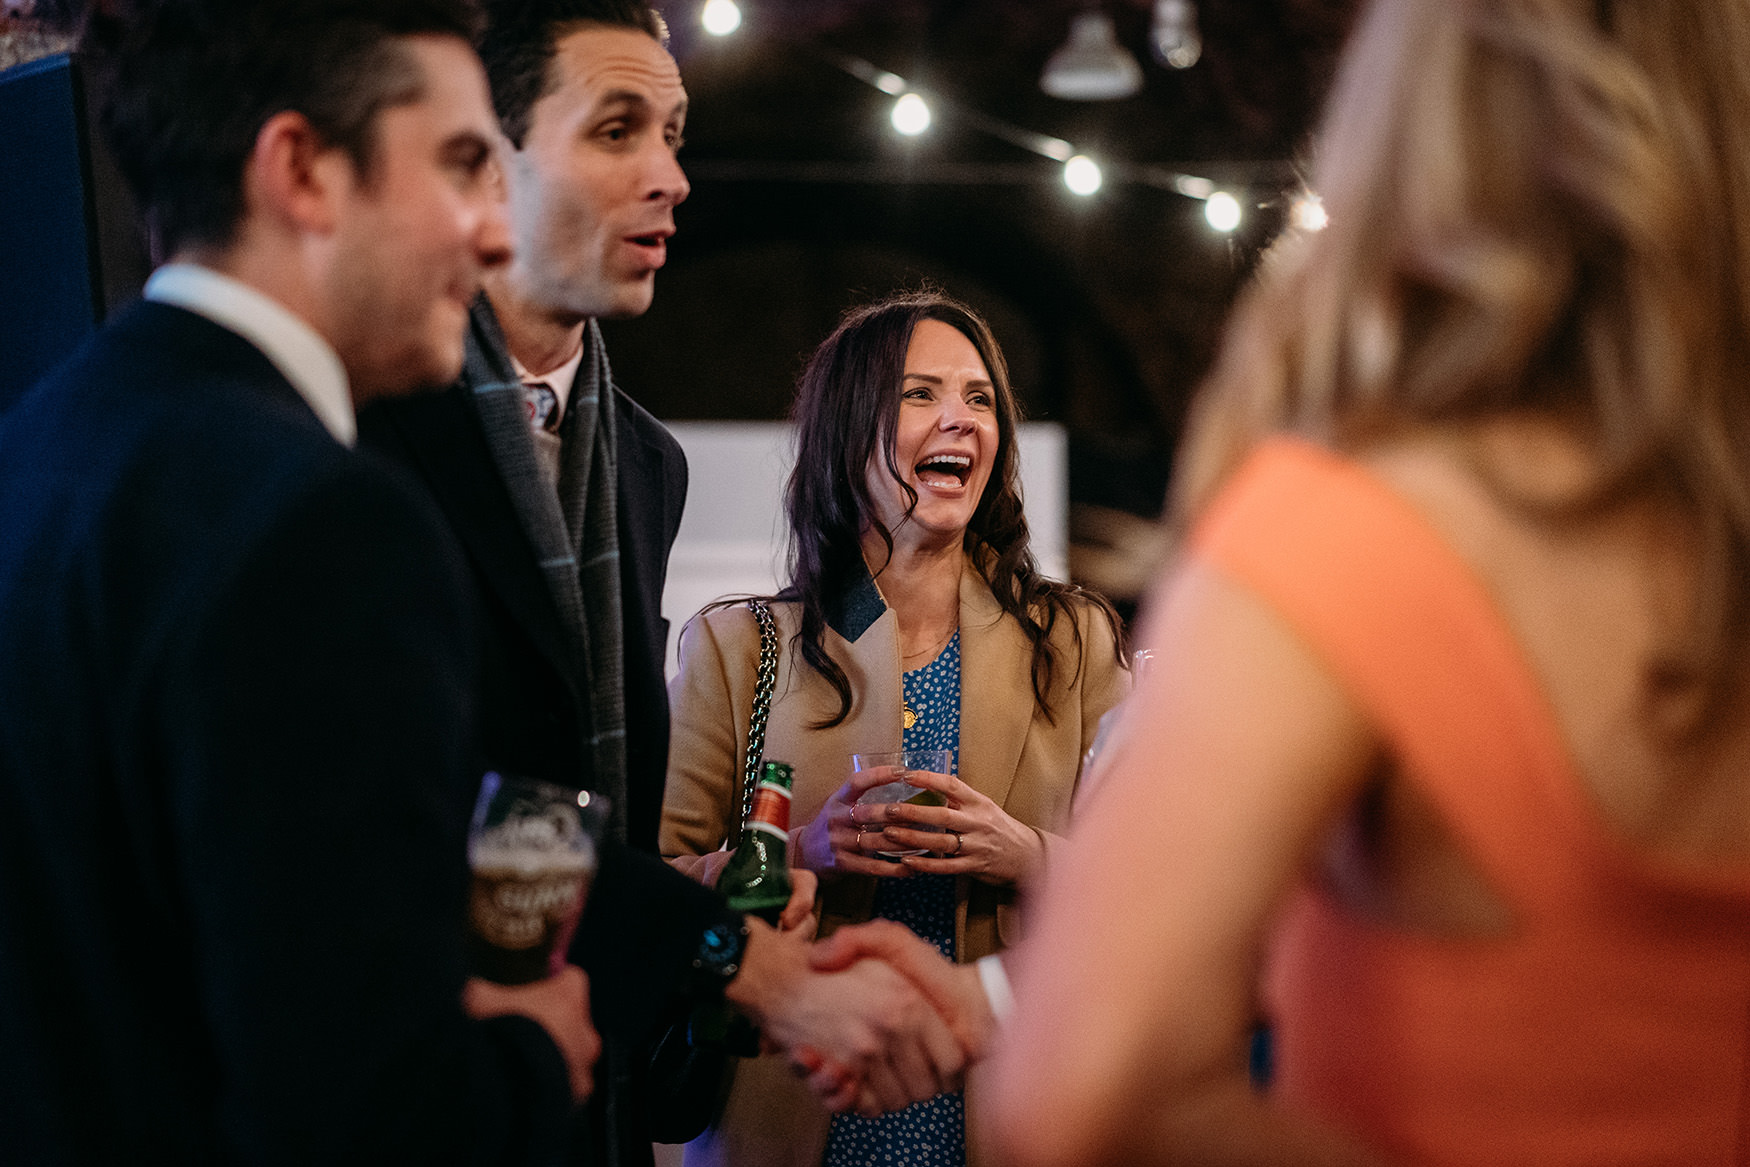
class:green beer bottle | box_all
[718,761,795,922]
[695,761,795,1054]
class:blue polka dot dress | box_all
[822,630,966,1167]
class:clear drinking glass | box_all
[1077,647,1158,807]
[852,748,952,858]
[465,773,606,985]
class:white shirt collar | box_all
[510,339,586,419]
[144,263,356,446]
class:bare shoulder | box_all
[1354,419,1695,615]
[1358,418,1612,533]
[1356,422,1750,858]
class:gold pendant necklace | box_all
[900,626,954,731]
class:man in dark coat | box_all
[359,2,979,1162]
[0,2,599,1161]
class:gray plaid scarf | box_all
[464,299,628,842]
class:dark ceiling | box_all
[666,0,1359,168]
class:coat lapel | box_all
[955,564,1035,812]
[461,303,589,655]
[802,570,904,767]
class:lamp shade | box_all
[1040,12,1142,101]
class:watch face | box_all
[695,920,747,983]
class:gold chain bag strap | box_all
[732,598,779,847]
[643,598,780,1145]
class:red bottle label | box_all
[747,779,792,840]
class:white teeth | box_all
[924,455,970,467]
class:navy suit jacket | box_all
[0,301,571,1164]
[359,312,736,1165]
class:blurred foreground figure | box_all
[979,1,1750,1164]
[0,1,601,1161]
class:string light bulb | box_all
[701,0,741,37]
[1063,155,1103,196]
[891,92,932,136]
[1205,190,1241,231]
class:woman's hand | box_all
[792,764,921,879]
[667,851,821,934]
[881,769,1047,886]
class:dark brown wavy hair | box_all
[778,290,1122,728]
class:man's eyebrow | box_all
[589,90,663,118]
[591,89,688,120]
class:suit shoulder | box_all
[614,387,685,460]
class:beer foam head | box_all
[470,808,595,876]
[469,836,595,876]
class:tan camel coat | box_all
[661,564,1128,1167]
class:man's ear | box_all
[243,110,352,236]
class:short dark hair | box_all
[479,0,667,148]
[782,290,1123,727]
[82,0,484,255]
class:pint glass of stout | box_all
[466,773,605,985]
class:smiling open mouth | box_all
[916,454,971,486]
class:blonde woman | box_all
[979,1,1750,1164]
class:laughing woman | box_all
[661,291,1128,1167]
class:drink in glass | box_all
[465,773,603,985]
[852,748,952,858]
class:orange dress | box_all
[1191,438,1750,1166]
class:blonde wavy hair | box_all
[1173,0,1750,704]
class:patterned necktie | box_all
[522,381,561,432]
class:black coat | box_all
[0,301,572,1164]
[359,309,735,1166]
[357,346,683,853]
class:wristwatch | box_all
[689,917,751,1000]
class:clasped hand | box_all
[794,763,1045,886]
[791,921,997,1117]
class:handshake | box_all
[728,914,998,1116]
[675,856,999,1117]
[471,855,1004,1117]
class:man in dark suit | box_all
[359,2,977,1162]
[0,1,599,1160]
